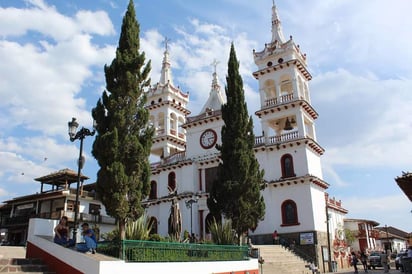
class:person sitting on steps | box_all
[76,223,97,254]
[53,216,75,247]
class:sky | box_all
[0,0,411,232]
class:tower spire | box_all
[159,37,173,85]
[200,59,225,114]
[211,59,220,91]
[271,1,286,43]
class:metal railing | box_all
[97,240,249,262]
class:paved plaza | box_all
[324,269,405,274]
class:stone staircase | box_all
[0,258,56,274]
[254,245,312,274]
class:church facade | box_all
[144,3,348,266]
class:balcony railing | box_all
[162,151,186,165]
[156,128,165,135]
[264,94,295,107]
[255,131,300,146]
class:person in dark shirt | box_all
[54,216,74,247]
[360,251,368,273]
[351,251,359,274]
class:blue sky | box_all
[0,0,411,232]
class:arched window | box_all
[279,75,293,97]
[281,199,299,226]
[170,113,177,135]
[281,154,296,178]
[177,116,185,139]
[264,79,276,102]
[157,112,165,134]
[168,172,176,192]
[149,217,158,234]
[149,181,157,199]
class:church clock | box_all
[200,129,217,149]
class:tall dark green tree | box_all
[207,43,265,244]
[91,0,153,242]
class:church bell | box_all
[284,117,293,131]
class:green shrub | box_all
[148,233,164,242]
[208,218,236,245]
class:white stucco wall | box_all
[250,183,327,235]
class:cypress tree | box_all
[91,0,153,242]
[207,43,265,244]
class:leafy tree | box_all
[344,229,356,245]
[92,0,153,243]
[207,43,265,244]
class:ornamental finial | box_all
[211,59,220,74]
[163,36,171,52]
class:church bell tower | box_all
[253,3,325,180]
[146,39,190,159]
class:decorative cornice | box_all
[143,191,208,206]
[152,135,186,147]
[182,109,222,129]
[252,59,311,80]
[255,99,318,120]
[254,137,325,156]
[266,174,329,190]
[146,100,191,115]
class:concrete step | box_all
[0,258,56,273]
[254,245,312,274]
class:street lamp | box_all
[185,197,198,236]
[326,205,332,272]
[67,117,95,244]
[385,224,391,252]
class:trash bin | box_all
[331,261,338,272]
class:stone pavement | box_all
[0,246,26,259]
[324,268,405,274]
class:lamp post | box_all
[67,117,95,243]
[326,205,332,273]
[185,198,198,236]
[385,224,391,252]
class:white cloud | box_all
[343,194,412,232]
[0,0,117,137]
[75,10,115,36]
[0,0,115,41]
[0,0,116,199]
[313,69,412,168]
[322,162,349,188]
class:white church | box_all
[144,2,348,264]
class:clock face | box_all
[200,129,217,149]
